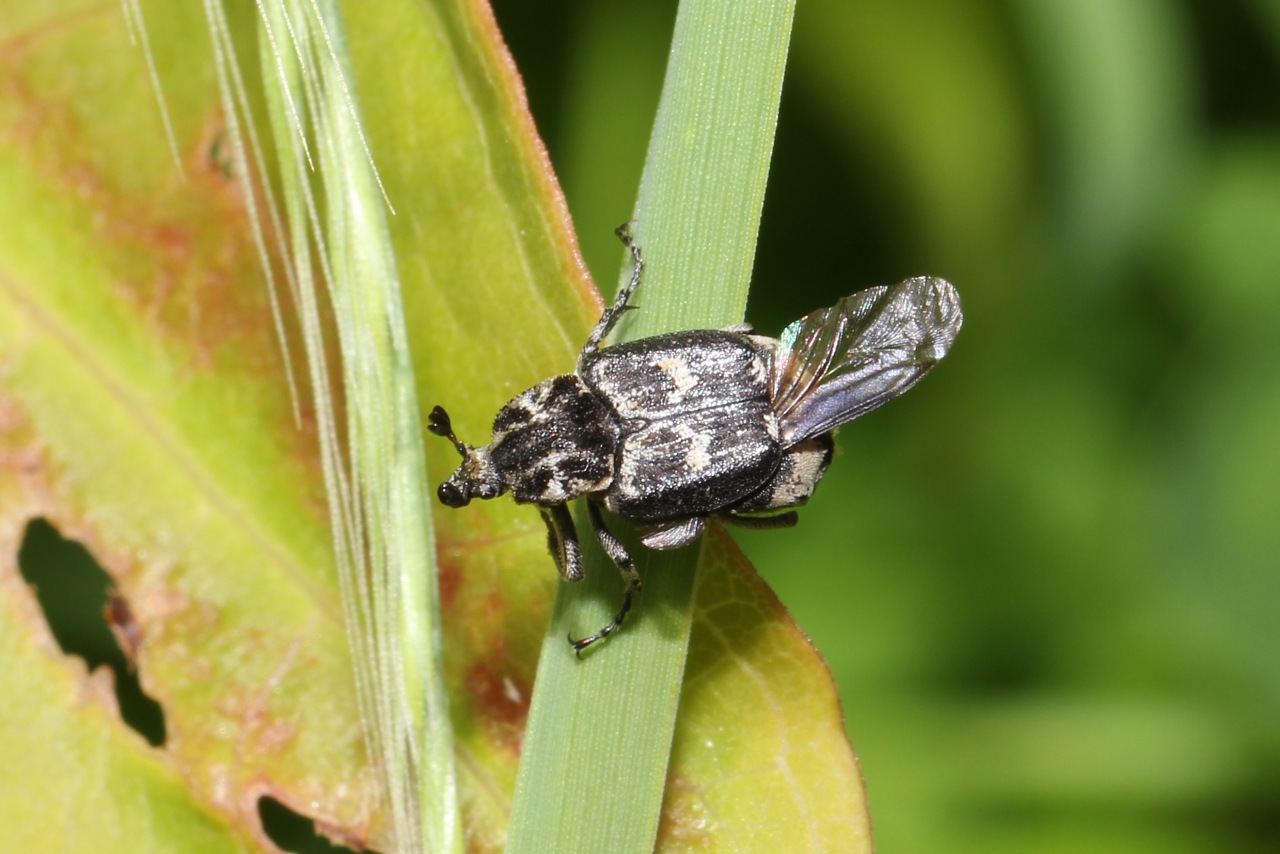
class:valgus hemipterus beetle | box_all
[429,226,963,654]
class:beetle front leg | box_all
[579,224,645,365]
[568,502,643,656]
[540,504,584,583]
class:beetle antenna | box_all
[427,405,467,458]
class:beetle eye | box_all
[438,481,469,507]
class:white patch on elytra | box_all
[748,337,774,384]
[683,427,713,470]
[768,438,831,506]
[656,357,697,402]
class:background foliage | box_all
[489,0,1280,851]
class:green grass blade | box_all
[507,1,796,851]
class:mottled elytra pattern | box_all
[607,401,780,521]
[429,228,963,652]
[582,330,769,420]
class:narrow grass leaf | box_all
[508,1,798,852]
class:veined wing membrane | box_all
[770,277,963,446]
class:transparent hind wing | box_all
[770,276,963,445]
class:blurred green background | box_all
[488,0,1280,851]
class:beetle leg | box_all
[569,502,643,656]
[722,510,799,531]
[579,224,645,365]
[587,501,642,594]
[541,505,584,583]
[637,516,705,550]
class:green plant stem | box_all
[507,1,796,851]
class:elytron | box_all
[430,227,962,653]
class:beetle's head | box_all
[428,405,505,507]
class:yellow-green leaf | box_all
[0,1,868,850]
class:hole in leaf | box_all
[17,518,167,746]
[259,796,370,853]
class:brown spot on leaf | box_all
[0,393,46,483]
[437,552,463,608]
[104,589,141,666]
[483,589,509,622]
[659,774,717,851]
[464,661,530,752]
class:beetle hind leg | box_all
[568,502,643,656]
[637,516,705,550]
[723,510,799,531]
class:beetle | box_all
[429,227,963,653]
